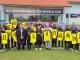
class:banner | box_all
[5,7,63,14]
[72,33,77,44]
[52,29,57,39]
[57,31,64,41]
[1,33,8,44]
[77,32,80,43]
[11,31,17,42]
[30,32,36,43]
[44,31,51,41]
[65,31,72,41]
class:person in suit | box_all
[16,23,26,50]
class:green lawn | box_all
[0,49,80,60]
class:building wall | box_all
[0,5,5,21]
[63,4,80,25]
[1,4,80,25]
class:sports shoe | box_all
[58,47,60,49]
[55,48,57,49]
[39,48,42,50]
[75,50,78,52]
[71,49,73,51]
[52,48,54,49]
[35,48,38,50]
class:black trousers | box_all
[18,44,24,50]
[72,43,79,50]
[1,44,9,49]
[52,38,57,47]
[35,36,42,48]
[35,42,42,48]
[58,41,63,47]
[65,41,71,49]
[69,41,73,49]
[11,38,17,48]
[27,39,31,50]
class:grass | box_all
[0,48,80,60]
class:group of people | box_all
[0,21,80,52]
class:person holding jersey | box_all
[64,25,71,49]
[1,26,8,50]
[57,26,64,49]
[71,28,77,52]
[44,23,52,50]
[75,25,80,52]
[35,25,42,50]
[70,22,78,52]
[52,24,57,49]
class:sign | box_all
[5,7,63,14]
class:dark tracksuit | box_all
[26,28,33,50]
[52,26,57,48]
[35,28,42,48]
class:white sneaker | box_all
[39,48,42,50]
[61,48,64,49]
[11,48,13,50]
[31,46,33,48]
[58,47,60,49]
[25,46,27,48]
[71,49,73,51]
[0,50,3,52]
[2,49,4,51]
[35,48,38,50]
[14,47,16,49]
[75,50,78,52]
[69,48,71,50]
[55,48,57,49]
[52,48,54,49]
